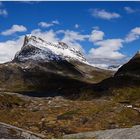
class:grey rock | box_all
[0,122,46,139]
[63,125,140,139]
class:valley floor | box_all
[0,92,140,138]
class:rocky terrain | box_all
[63,125,140,139]
[0,122,45,139]
[0,91,140,138]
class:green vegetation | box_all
[112,87,140,104]
[0,93,26,109]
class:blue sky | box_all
[0,1,140,67]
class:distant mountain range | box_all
[91,64,121,71]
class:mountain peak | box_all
[14,35,88,64]
[131,51,140,60]
[23,34,51,47]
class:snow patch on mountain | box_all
[91,63,121,71]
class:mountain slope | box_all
[0,35,113,96]
[115,51,140,78]
[97,51,140,89]
[92,51,140,104]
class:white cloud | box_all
[124,6,136,13]
[75,24,79,29]
[0,9,8,16]
[92,26,100,30]
[88,39,124,60]
[38,20,59,28]
[89,29,104,42]
[88,29,125,65]
[1,25,27,36]
[0,36,24,63]
[58,30,89,52]
[125,27,140,43]
[59,30,88,42]
[88,26,140,67]
[90,9,121,20]
[52,20,59,24]
[31,29,59,43]
[87,29,125,66]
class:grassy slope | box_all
[0,60,114,97]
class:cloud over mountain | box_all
[125,27,140,43]
[90,9,121,20]
[38,20,59,28]
[1,25,27,36]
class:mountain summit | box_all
[14,35,87,64]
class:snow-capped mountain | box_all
[14,35,87,64]
[107,65,122,71]
[91,63,121,71]
[0,35,113,94]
